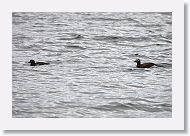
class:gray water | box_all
[12,12,172,118]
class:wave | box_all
[65,45,86,50]
[134,24,163,28]
[12,21,26,25]
[93,35,123,41]
[12,35,32,41]
[156,63,172,68]
[93,35,152,42]
[12,13,22,17]
[91,101,172,112]
[86,17,125,22]
[57,34,83,41]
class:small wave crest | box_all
[91,101,172,113]
[57,33,83,41]
[93,35,123,41]
[93,35,151,42]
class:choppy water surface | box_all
[12,12,172,118]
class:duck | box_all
[134,59,157,68]
[28,60,49,66]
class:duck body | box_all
[134,59,156,68]
[28,60,49,66]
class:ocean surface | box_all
[12,12,172,118]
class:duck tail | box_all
[155,64,164,67]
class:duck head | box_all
[28,60,35,63]
[134,59,140,63]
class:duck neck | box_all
[30,62,36,66]
[137,61,140,67]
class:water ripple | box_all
[12,12,172,118]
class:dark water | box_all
[12,12,172,118]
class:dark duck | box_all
[134,59,157,68]
[28,60,49,66]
